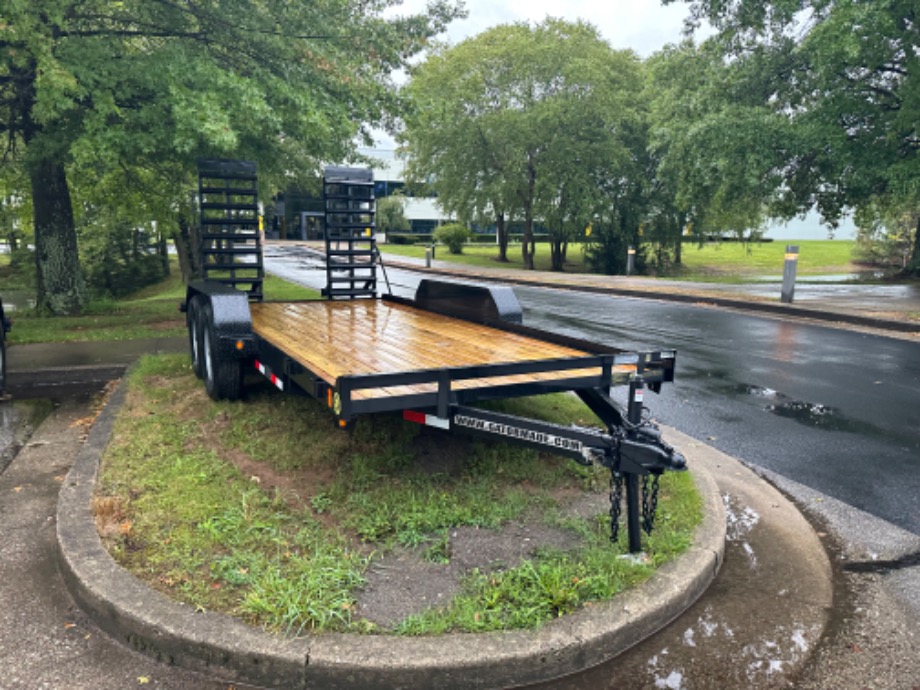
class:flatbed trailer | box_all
[181,161,686,552]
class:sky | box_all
[410,0,698,57]
[379,0,854,240]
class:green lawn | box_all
[381,239,858,280]
[677,240,857,279]
[6,263,319,345]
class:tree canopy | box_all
[666,0,920,272]
[2,0,461,312]
[400,19,646,270]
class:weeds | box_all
[97,354,701,636]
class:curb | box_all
[57,378,725,689]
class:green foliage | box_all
[2,0,463,313]
[584,224,646,276]
[402,19,647,270]
[376,195,411,236]
[664,0,920,272]
[433,223,472,254]
[78,219,169,298]
[854,204,918,271]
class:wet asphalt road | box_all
[518,288,920,536]
[265,245,920,536]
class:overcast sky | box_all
[408,0,697,56]
[372,0,698,149]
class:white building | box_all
[364,148,449,234]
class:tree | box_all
[401,19,645,270]
[1,0,461,313]
[376,193,411,237]
[667,0,920,274]
[645,41,784,253]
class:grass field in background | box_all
[6,260,319,344]
[381,239,858,280]
[677,240,857,279]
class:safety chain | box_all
[641,471,662,535]
[609,470,624,543]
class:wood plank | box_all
[249,300,631,401]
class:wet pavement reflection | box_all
[535,491,826,690]
[0,399,52,474]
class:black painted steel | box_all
[322,166,378,299]
[197,159,264,302]
[414,279,523,324]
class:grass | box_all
[675,240,858,281]
[95,354,702,636]
[381,239,860,281]
[5,259,319,345]
[382,242,591,273]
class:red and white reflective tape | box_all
[402,410,449,430]
[254,360,284,391]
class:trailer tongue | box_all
[182,160,685,552]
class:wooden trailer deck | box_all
[249,300,636,401]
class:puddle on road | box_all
[0,399,53,474]
[720,382,886,436]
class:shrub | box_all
[433,223,471,254]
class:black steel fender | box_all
[411,278,523,324]
[184,281,256,359]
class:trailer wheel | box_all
[187,296,204,379]
[200,302,242,401]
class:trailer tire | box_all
[187,296,205,379]
[200,302,242,401]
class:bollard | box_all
[626,246,636,276]
[425,247,432,268]
[781,245,799,304]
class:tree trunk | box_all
[496,212,510,262]
[30,159,85,315]
[158,224,170,277]
[906,213,920,277]
[174,214,195,284]
[520,159,536,270]
[522,210,534,269]
[550,239,564,271]
[675,213,685,265]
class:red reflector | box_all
[403,410,426,424]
